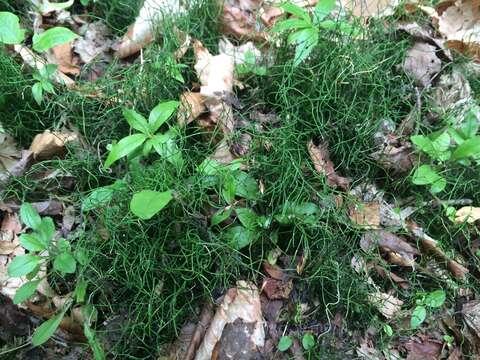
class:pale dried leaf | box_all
[368,291,403,319]
[403,42,442,87]
[341,0,401,18]
[177,92,206,127]
[432,69,472,111]
[350,202,381,229]
[30,130,78,160]
[308,141,351,190]
[455,206,480,224]
[0,133,21,182]
[74,21,113,64]
[49,42,80,75]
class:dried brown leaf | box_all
[308,141,351,190]
[50,42,80,75]
[349,202,381,229]
[220,0,267,40]
[405,335,442,360]
[30,130,78,161]
[261,278,293,300]
[368,291,403,319]
[454,206,480,224]
[403,42,442,87]
[177,92,207,127]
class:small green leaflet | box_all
[452,137,480,160]
[32,310,66,346]
[211,207,233,226]
[130,190,173,220]
[234,171,259,200]
[224,226,256,250]
[278,336,293,352]
[84,324,106,360]
[412,165,446,193]
[271,18,310,33]
[8,254,42,277]
[20,203,42,230]
[148,101,180,133]
[53,252,77,273]
[33,27,78,52]
[37,217,55,247]
[280,2,311,22]
[104,133,146,168]
[32,83,44,105]
[13,280,40,304]
[424,290,446,308]
[75,279,88,303]
[410,306,426,328]
[0,12,25,44]
[236,208,258,230]
[302,333,315,350]
[19,233,45,252]
[383,324,393,336]
[82,187,114,212]
[123,108,150,135]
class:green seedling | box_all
[32,64,57,105]
[271,0,355,66]
[104,100,182,169]
[410,290,446,329]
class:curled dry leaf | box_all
[261,278,293,300]
[116,0,188,58]
[454,206,480,224]
[462,300,480,336]
[437,0,480,61]
[349,202,381,229]
[404,334,442,360]
[307,141,351,190]
[403,42,442,87]
[30,129,78,161]
[49,41,80,75]
[371,134,414,173]
[432,69,472,111]
[368,291,403,319]
[361,230,419,267]
[194,281,264,360]
[0,133,22,182]
[178,92,207,127]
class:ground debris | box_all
[402,42,442,87]
[30,129,78,161]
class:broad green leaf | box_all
[432,132,451,153]
[211,207,233,226]
[313,0,336,24]
[280,2,310,22]
[19,233,45,252]
[287,27,317,45]
[40,0,74,13]
[278,336,293,352]
[75,250,89,266]
[13,280,40,304]
[293,31,318,66]
[56,238,71,253]
[430,177,446,193]
[234,171,259,200]
[53,252,76,273]
[130,190,173,220]
[459,109,480,139]
[20,203,41,230]
[0,12,25,44]
[424,290,446,308]
[104,133,146,168]
[271,18,310,33]
[412,165,441,185]
[39,64,58,78]
[411,135,435,157]
[224,226,256,250]
[123,108,150,135]
[37,217,55,247]
[410,306,426,328]
[33,27,78,52]
[222,176,237,204]
[452,137,480,160]
[448,128,466,145]
[236,208,258,230]
[75,279,88,303]
[275,201,319,224]
[41,79,55,94]
[302,333,315,350]
[198,159,223,175]
[7,255,42,277]
[26,265,40,280]
[152,132,183,168]
[148,101,180,133]
[32,311,66,346]
[383,324,393,336]
[84,324,106,360]
[82,187,114,212]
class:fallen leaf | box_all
[263,261,286,281]
[370,134,414,173]
[177,92,207,127]
[455,206,480,224]
[261,278,293,300]
[405,335,442,360]
[349,202,381,229]
[220,0,267,40]
[437,0,480,61]
[115,0,187,58]
[195,281,264,360]
[74,21,113,64]
[373,265,410,289]
[0,133,22,182]
[368,291,403,319]
[432,69,472,112]
[307,141,351,190]
[462,300,480,335]
[184,303,214,360]
[356,337,384,359]
[49,41,80,75]
[403,42,442,87]
[341,0,401,18]
[30,130,78,161]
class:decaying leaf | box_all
[341,0,401,18]
[371,129,414,173]
[116,0,187,58]
[368,291,403,319]
[308,141,351,190]
[0,133,22,182]
[432,69,472,111]
[177,92,207,127]
[349,202,381,229]
[48,41,80,75]
[403,42,442,87]
[220,0,267,40]
[74,21,113,64]
[261,278,293,300]
[437,0,480,61]
[30,130,78,160]
[194,281,264,360]
[454,206,480,224]
[404,334,442,360]
[462,300,480,336]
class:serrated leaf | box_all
[452,137,480,160]
[123,108,150,134]
[13,280,40,304]
[148,101,180,133]
[19,233,45,252]
[20,203,41,230]
[130,190,173,220]
[32,311,66,346]
[424,290,446,308]
[278,336,293,352]
[53,252,76,273]
[8,255,42,277]
[236,208,258,229]
[33,27,78,52]
[411,306,426,328]
[313,0,336,24]
[280,2,310,22]
[104,133,146,168]
[0,12,25,44]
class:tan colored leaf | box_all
[308,141,351,190]
[455,206,480,224]
[195,281,264,360]
[261,278,293,300]
[0,133,22,182]
[368,291,403,319]
[403,42,442,87]
[50,42,80,75]
[432,69,472,111]
[220,0,267,40]
[404,335,442,360]
[340,0,401,18]
[30,130,78,161]
[74,21,113,64]
[177,92,207,127]
[349,202,381,229]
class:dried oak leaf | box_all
[454,206,480,224]
[349,202,381,229]
[368,291,403,319]
[195,281,264,360]
[48,41,80,75]
[403,42,442,87]
[261,278,293,300]
[30,130,78,161]
[307,140,351,190]
[404,335,442,360]
[438,0,480,61]
[178,92,207,127]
